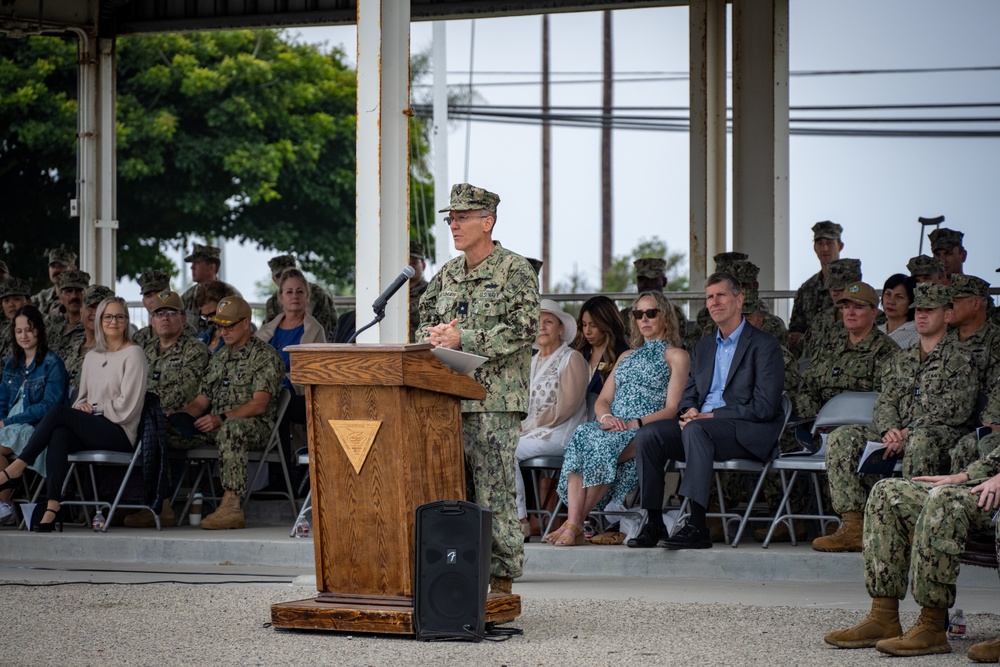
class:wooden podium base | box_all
[270,593,521,635]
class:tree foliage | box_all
[1,30,437,293]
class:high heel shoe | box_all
[0,469,19,493]
[32,507,64,533]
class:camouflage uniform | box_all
[31,286,60,318]
[789,272,833,337]
[44,269,90,360]
[408,277,428,344]
[863,438,1000,609]
[800,258,862,355]
[825,334,977,515]
[417,185,539,580]
[950,380,1000,473]
[907,254,945,280]
[0,277,33,367]
[146,334,211,450]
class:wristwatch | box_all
[219,413,228,422]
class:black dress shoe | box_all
[657,524,712,550]
[626,523,666,548]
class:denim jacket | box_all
[0,351,69,425]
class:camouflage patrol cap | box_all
[929,227,964,252]
[438,183,501,213]
[911,282,953,309]
[57,269,90,291]
[268,254,296,275]
[184,243,221,263]
[526,257,543,275]
[824,258,862,290]
[210,295,252,326]
[151,290,184,313]
[138,269,171,295]
[409,242,426,260]
[47,246,77,266]
[634,257,667,279]
[837,281,879,308]
[812,221,843,241]
[741,291,767,315]
[0,277,31,299]
[950,274,990,299]
[907,255,945,277]
[730,259,760,286]
[82,285,114,308]
[713,252,748,273]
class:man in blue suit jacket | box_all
[628,272,785,549]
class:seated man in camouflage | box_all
[795,282,899,420]
[174,296,284,530]
[946,274,999,395]
[907,255,949,285]
[133,270,172,349]
[0,277,31,367]
[44,269,90,360]
[31,246,76,317]
[800,258,862,356]
[823,441,1000,657]
[62,285,114,391]
[126,290,211,528]
[263,254,337,342]
[813,283,977,552]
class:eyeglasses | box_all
[101,314,128,323]
[631,308,661,320]
[199,311,217,321]
[444,213,490,225]
[153,310,181,319]
[218,318,246,332]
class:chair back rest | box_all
[812,391,878,434]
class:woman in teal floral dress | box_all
[549,291,690,546]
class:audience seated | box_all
[44,269,90,360]
[800,258,862,356]
[907,255,948,285]
[62,285,114,391]
[789,221,844,350]
[571,295,630,397]
[132,270,172,349]
[945,274,1000,398]
[0,277,32,368]
[262,255,338,343]
[514,300,590,538]
[550,291,688,547]
[0,296,147,532]
[814,283,977,552]
[878,273,919,349]
[0,306,69,523]
[193,280,233,355]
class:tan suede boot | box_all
[824,597,902,648]
[200,491,245,530]
[968,635,1000,662]
[124,500,176,528]
[489,575,512,595]
[875,607,951,656]
[811,511,863,552]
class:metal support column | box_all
[732,0,789,293]
[355,0,411,343]
[432,21,451,270]
[94,37,118,286]
[689,0,727,288]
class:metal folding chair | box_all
[289,451,311,537]
[61,443,154,532]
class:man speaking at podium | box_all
[417,183,540,595]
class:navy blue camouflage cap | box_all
[824,258,862,290]
[83,284,114,308]
[138,269,171,295]
[713,252,748,274]
[438,183,500,213]
[907,255,945,277]
[409,242,426,260]
[911,282,953,309]
[929,227,964,252]
[812,221,843,241]
[184,243,221,263]
[729,259,760,285]
[57,269,90,291]
[950,274,989,299]
[634,257,666,279]
[268,254,296,275]
[47,246,77,266]
[0,277,31,299]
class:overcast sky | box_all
[121,0,1000,306]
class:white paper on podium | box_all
[431,347,488,375]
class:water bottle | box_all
[92,507,106,532]
[947,609,967,640]
[293,516,311,538]
[583,519,595,540]
[189,493,203,527]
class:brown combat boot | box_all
[811,511,863,552]
[200,491,245,530]
[824,597,902,648]
[968,635,1000,662]
[489,575,512,594]
[875,607,951,656]
[124,500,176,528]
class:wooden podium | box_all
[271,344,521,634]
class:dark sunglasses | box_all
[631,308,661,320]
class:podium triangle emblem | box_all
[329,420,382,474]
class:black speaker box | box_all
[413,500,492,641]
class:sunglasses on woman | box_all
[631,308,661,320]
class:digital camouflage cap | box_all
[83,285,114,308]
[837,281,879,308]
[929,227,964,252]
[409,242,425,260]
[152,290,184,312]
[812,221,843,241]
[713,251,748,273]
[824,258,862,290]
[184,244,221,263]
[268,254,296,275]
[57,269,90,291]
[47,246,77,266]
[634,257,666,279]
[138,269,171,295]
[907,255,945,277]
[911,282,953,309]
[729,259,760,286]
[741,290,767,315]
[950,274,990,299]
[438,183,500,213]
[0,277,31,299]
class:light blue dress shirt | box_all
[700,317,747,413]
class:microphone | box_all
[371,265,415,313]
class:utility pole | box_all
[600,10,613,287]
[541,15,551,292]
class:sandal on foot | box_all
[589,531,626,545]
[553,522,585,546]
[543,522,569,544]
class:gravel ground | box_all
[2,582,998,667]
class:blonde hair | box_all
[93,296,132,353]
[629,291,681,349]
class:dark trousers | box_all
[278,393,306,453]
[635,418,760,511]
[18,404,133,501]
